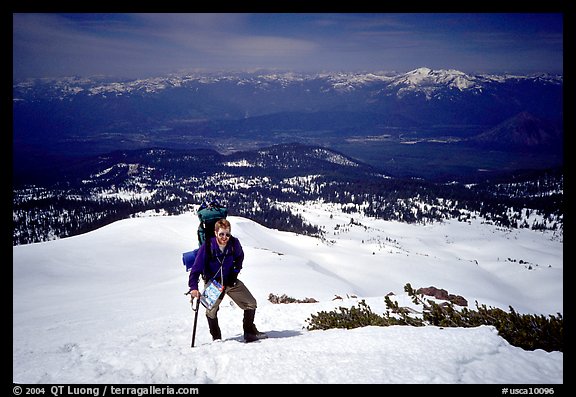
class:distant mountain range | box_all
[13,67,562,102]
[13,67,563,181]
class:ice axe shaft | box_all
[186,291,201,348]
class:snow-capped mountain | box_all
[388,67,483,98]
[12,67,563,183]
[13,67,562,100]
[12,67,563,128]
[12,65,564,384]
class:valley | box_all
[13,68,563,182]
[12,68,563,246]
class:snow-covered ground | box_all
[13,204,563,384]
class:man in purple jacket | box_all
[188,218,267,343]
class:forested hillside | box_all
[12,144,563,246]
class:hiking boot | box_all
[244,327,268,343]
[243,309,268,343]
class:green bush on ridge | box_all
[305,283,563,352]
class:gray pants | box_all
[205,279,257,319]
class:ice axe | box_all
[186,291,201,348]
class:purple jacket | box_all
[188,236,244,291]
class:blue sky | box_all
[12,13,563,80]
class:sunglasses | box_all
[217,232,231,238]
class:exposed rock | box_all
[417,286,468,307]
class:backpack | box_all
[196,200,228,247]
[182,200,228,272]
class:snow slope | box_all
[13,205,563,384]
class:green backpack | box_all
[182,201,228,272]
[196,200,228,247]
